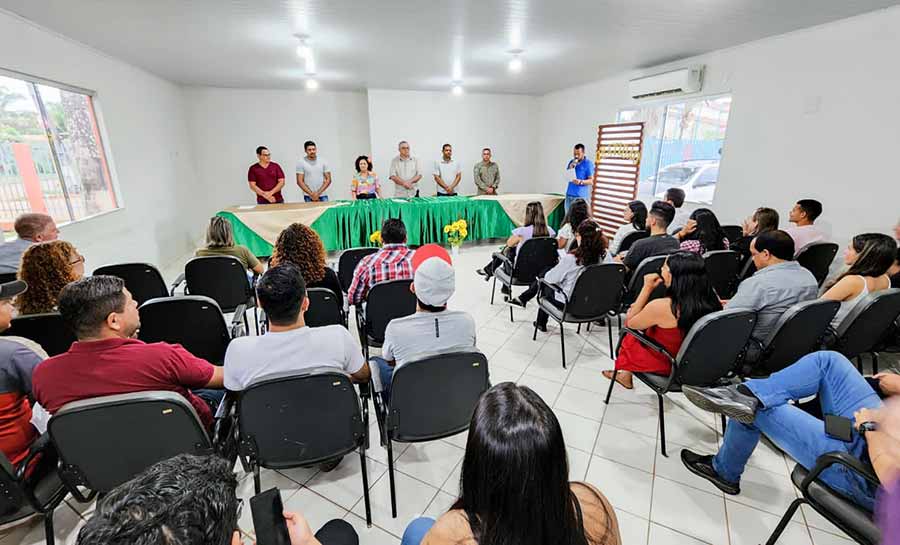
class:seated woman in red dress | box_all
[603,251,721,389]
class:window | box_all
[618,94,732,206]
[0,71,117,231]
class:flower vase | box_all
[451,245,460,257]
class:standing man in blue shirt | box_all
[565,143,594,213]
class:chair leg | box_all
[253,462,262,494]
[721,414,727,434]
[658,394,668,458]
[532,320,538,341]
[606,320,614,357]
[765,498,806,545]
[560,322,566,369]
[604,370,617,404]
[490,276,497,304]
[856,356,863,374]
[577,323,582,334]
[586,322,591,332]
[243,312,250,337]
[359,446,372,527]
[44,510,55,545]
[253,306,260,335]
[387,438,397,518]
[509,302,514,323]
[872,352,879,374]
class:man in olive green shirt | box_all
[474,148,500,195]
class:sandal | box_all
[602,370,634,390]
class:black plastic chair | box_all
[48,391,213,496]
[375,352,489,518]
[93,263,171,305]
[721,225,744,245]
[618,230,649,253]
[0,437,69,545]
[355,279,417,360]
[737,257,757,283]
[703,250,743,300]
[305,288,346,328]
[832,288,900,374]
[180,256,259,335]
[338,248,379,294]
[534,264,626,367]
[604,309,757,456]
[0,272,17,284]
[138,296,241,364]
[491,237,559,321]
[796,242,839,287]
[620,255,669,312]
[237,369,371,526]
[742,299,840,378]
[766,452,879,545]
[0,313,75,356]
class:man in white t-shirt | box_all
[295,140,332,202]
[433,143,461,196]
[372,244,477,401]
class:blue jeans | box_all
[373,357,394,402]
[401,517,435,545]
[712,351,882,510]
[192,388,226,415]
[304,195,329,202]
[565,194,586,213]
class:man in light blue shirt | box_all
[0,213,59,274]
[565,143,594,213]
[725,230,818,341]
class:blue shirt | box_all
[566,157,594,198]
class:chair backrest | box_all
[836,289,900,359]
[721,225,744,244]
[623,255,668,306]
[389,352,489,442]
[0,313,75,356]
[138,296,231,363]
[364,279,416,342]
[674,309,757,386]
[184,256,252,312]
[797,242,839,287]
[238,369,364,468]
[619,230,649,253]
[338,248,379,293]
[48,391,211,493]
[305,288,344,328]
[755,299,841,376]
[511,237,559,282]
[0,272,17,285]
[566,264,627,319]
[93,263,169,305]
[0,453,24,515]
[703,250,743,300]
[738,257,757,282]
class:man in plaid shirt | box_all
[348,218,414,305]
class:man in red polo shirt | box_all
[247,145,286,204]
[32,276,224,429]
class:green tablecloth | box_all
[218,195,564,254]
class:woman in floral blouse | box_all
[351,155,381,200]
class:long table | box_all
[217,194,565,254]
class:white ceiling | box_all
[3,0,898,94]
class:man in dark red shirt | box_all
[247,146,286,204]
[32,276,224,429]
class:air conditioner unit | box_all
[628,66,704,99]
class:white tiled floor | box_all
[0,243,858,544]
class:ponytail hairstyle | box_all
[824,233,897,290]
[627,200,648,231]
[524,201,550,238]
[573,219,607,266]
[664,251,722,332]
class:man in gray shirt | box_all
[0,213,59,274]
[388,140,422,198]
[725,230,818,341]
[295,140,332,202]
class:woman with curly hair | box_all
[16,241,85,315]
[270,223,343,307]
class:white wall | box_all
[537,6,900,245]
[0,9,203,272]
[367,89,538,196]
[184,88,370,206]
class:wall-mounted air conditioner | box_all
[628,66,704,99]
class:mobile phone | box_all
[824,414,853,442]
[250,488,290,545]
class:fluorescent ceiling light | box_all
[306,78,319,90]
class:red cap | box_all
[412,244,452,272]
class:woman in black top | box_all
[271,223,343,307]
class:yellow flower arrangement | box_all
[444,218,468,247]
[369,230,382,246]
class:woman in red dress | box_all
[603,251,722,389]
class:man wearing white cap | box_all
[372,244,478,400]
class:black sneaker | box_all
[680,449,740,495]
[505,296,526,308]
[682,385,759,425]
[533,321,548,333]
[500,285,511,296]
[476,269,491,280]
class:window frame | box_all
[0,66,123,227]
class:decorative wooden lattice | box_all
[590,122,644,235]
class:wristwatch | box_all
[857,421,879,435]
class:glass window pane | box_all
[0,75,69,231]
[36,84,117,220]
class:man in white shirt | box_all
[372,244,477,401]
[389,140,422,198]
[784,199,827,256]
[433,144,461,196]
[0,213,59,274]
[295,140,332,202]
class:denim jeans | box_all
[712,351,882,510]
[192,388,226,415]
[372,356,395,402]
[565,194,584,213]
[401,517,435,545]
[303,195,329,202]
